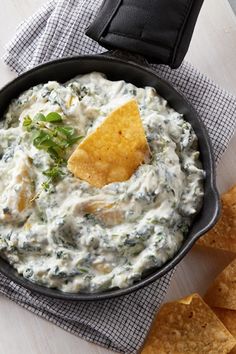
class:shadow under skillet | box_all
[229,0,236,14]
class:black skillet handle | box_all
[86,0,204,69]
[100,49,150,67]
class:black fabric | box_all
[86,0,204,68]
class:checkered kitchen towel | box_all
[2,1,236,353]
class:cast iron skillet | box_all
[0,52,220,300]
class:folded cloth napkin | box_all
[2,1,236,353]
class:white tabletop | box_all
[0,0,236,353]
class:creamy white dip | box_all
[0,72,204,293]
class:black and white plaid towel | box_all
[2,1,236,353]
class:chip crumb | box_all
[141,293,236,354]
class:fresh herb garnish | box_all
[23,112,83,193]
[42,112,63,123]
[23,115,32,127]
[42,165,65,191]
[23,112,82,162]
[43,165,65,179]
[33,113,46,122]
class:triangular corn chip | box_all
[205,258,236,310]
[67,99,149,188]
[197,184,236,253]
[213,307,236,354]
[141,293,236,354]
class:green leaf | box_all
[23,115,32,127]
[55,126,75,138]
[47,147,60,161]
[54,137,69,149]
[42,164,65,192]
[41,181,50,191]
[33,131,55,149]
[31,129,41,140]
[33,113,45,121]
[67,135,83,146]
[44,112,62,123]
[24,111,83,192]
[43,165,64,179]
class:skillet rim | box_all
[0,54,220,301]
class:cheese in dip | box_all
[0,72,204,293]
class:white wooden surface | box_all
[0,0,236,353]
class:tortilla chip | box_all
[67,99,149,188]
[213,308,236,336]
[197,184,236,253]
[141,293,236,354]
[205,258,236,310]
[213,308,236,353]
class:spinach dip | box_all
[0,72,204,293]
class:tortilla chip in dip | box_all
[197,184,236,253]
[205,258,236,310]
[67,99,149,188]
[141,293,236,354]
[213,308,236,353]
